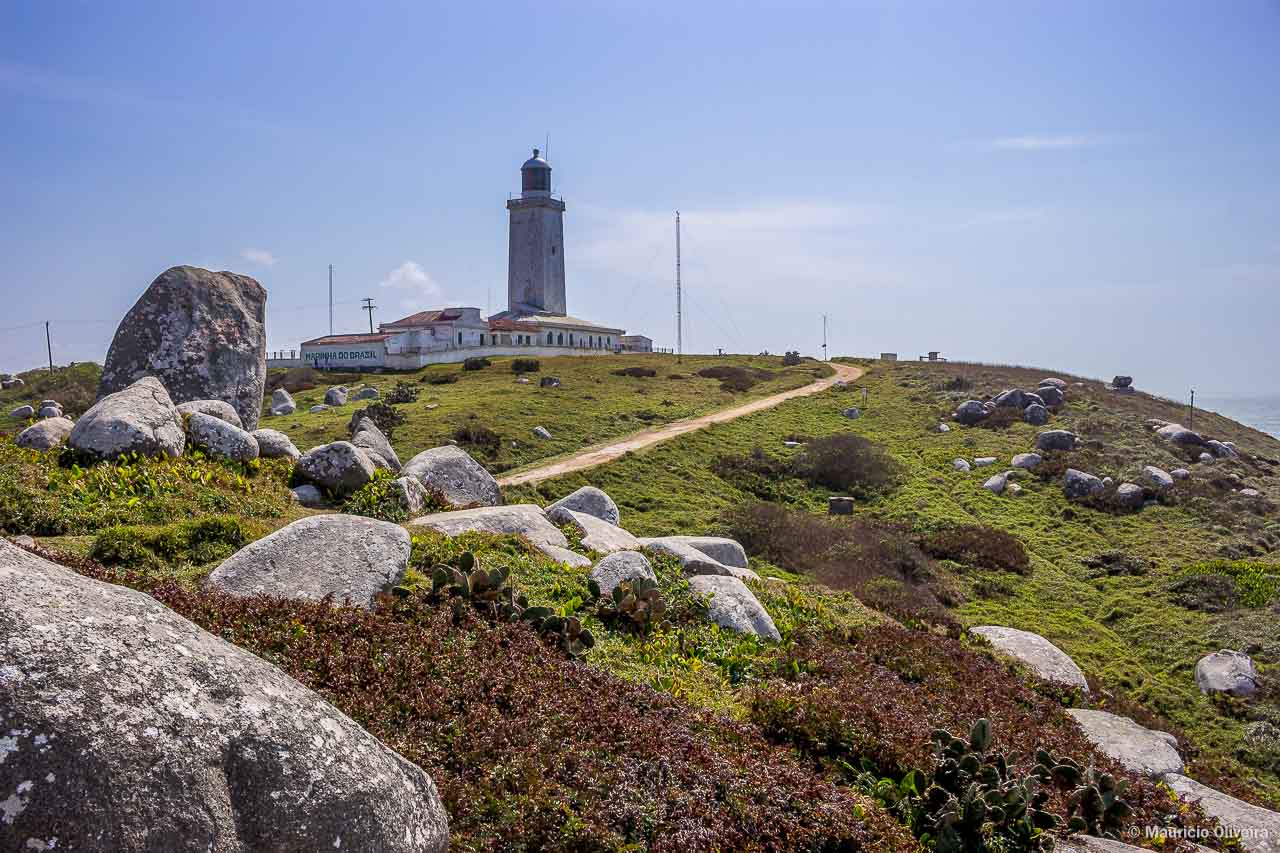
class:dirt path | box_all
[498,362,866,487]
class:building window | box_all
[557,333,563,346]
[546,332,553,345]
[457,332,462,345]
[569,333,574,346]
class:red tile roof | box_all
[487,319,541,332]
[301,333,391,346]
[383,308,463,328]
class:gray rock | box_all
[973,457,998,467]
[1163,774,1280,853]
[290,483,327,507]
[1036,386,1065,408]
[539,544,592,567]
[409,504,568,552]
[10,534,35,548]
[8,404,34,419]
[1112,375,1133,388]
[983,472,1009,494]
[638,537,760,582]
[993,389,1029,409]
[1102,476,1114,488]
[37,405,62,419]
[1006,482,1023,496]
[1240,488,1262,497]
[1064,468,1105,500]
[1035,429,1078,452]
[392,475,429,514]
[653,535,749,568]
[68,376,186,460]
[1156,423,1207,447]
[532,425,553,439]
[971,626,1088,690]
[1011,452,1042,470]
[309,404,329,413]
[99,265,267,431]
[176,399,243,429]
[1059,837,1211,853]
[937,422,951,433]
[1198,452,1214,464]
[1195,650,1259,697]
[548,506,641,554]
[402,445,501,508]
[952,458,972,472]
[1171,468,1191,480]
[187,412,259,462]
[589,551,657,598]
[38,400,59,410]
[841,407,861,419]
[251,428,301,460]
[270,387,296,416]
[953,400,988,425]
[296,440,377,496]
[1144,465,1174,491]
[351,416,401,472]
[1,377,24,389]
[353,386,380,400]
[1023,403,1049,425]
[1115,483,1145,509]
[1038,378,1067,389]
[539,376,561,388]
[208,515,411,609]
[688,575,780,641]
[324,386,349,406]
[1066,709,1183,777]
[15,416,75,451]
[1207,439,1240,459]
[547,486,620,526]
[0,540,448,853]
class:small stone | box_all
[952,458,972,472]
[1240,488,1262,497]
[841,407,861,419]
[937,423,951,433]
[1143,466,1174,491]
[310,404,329,413]
[1011,453,1042,470]
[1115,483,1145,509]
[532,425,552,439]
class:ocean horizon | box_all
[1196,394,1280,440]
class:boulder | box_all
[547,486,620,526]
[350,416,401,472]
[1064,469,1106,500]
[1,377,24,389]
[1206,439,1240,460]
[409,505,569,556]
[973,457,998,467]
[1194,650,1259,698]
[1023,403,1049,425]
[548,506,641,554]
[1198,452,1214,464]
[0,540,448,853]
[186,412,259,462]
[295,441,376,496]
[539,544,592,568]
[971,626,1088,690]
[953,400,988,425]
[1112,375,1133,388]
[38,400,59,410]
[1156,423,1207,447]
[290,484,326,507]
[392,475,429,515]
[532,425,553,439]
[1038,378,1067,389]
[207,515,411,610]
[402,445,501,508]
[952,458,972,472]
[1162,774,1280,853]
[937,423,951,433]
[37,405,62,419]
[1171,468,1191,480]
[270,387,296,416]
[15,416,75,451]
[983,472,1009,494]
[68,376,185,460]
[689,575,780,641]
[1007,482,1023,497]
[638,537,760,582]
[8,404,34,419]
[1240,488,1262,497]
[539,376,561,388]
[589,551,657,598]
[309,404,329,413]
[98,265,267,431]
[353,386,380,400]
[993,389,1029,409]
[1065,709,1183,777]
[1011,452,1042,470]
[652,535,749,569]
[324,386,348,406]
[841,407,861,419]
[176,399,243,429]
[1035,430,1078,452]
[1144,465,1174,491]
[251,428,301,460]
[1115,483,1145,509]
[1035,386,1065,408]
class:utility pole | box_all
[1189,389,1196,432]
[328,265,334,336]
[675,210,683,363]
[45,322,54,374]
[362,298,377,334]
[822,314,828,361]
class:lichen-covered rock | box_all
[548,506,641,553]
[324,386,349,406]
[652,536,749,569]
[350,416,401,472]
[15,416,74,451]
[207,515,411,609]
[186,412,259,462]
[993,389,1030,409]
[0,540,448,853]
[1156,423,1207,447]
[68,376,185,460]
[1011,453,1042,470]
[1023,403,1049,425]
[353,386,380,400]
[309,404,329,413]
[402,445,501,508]
[952,458,972,472]
[290,484,326,507]
[973,457,998,467]
[1036,385,1065,408]
[1035,430,1078,452]
[295,441,376,496]
[408,505,572,563]
[532,425,552,439]
[1066,709,1183,777]
[971,626,1088,690]
[1195,650,1259,698]
[1144,465,1174,491]
[638,537,760,582]
[98,266,267,431]
[1162,774,1280,853]
[1064,468,1105,500]
[251,428,301,460]
[688,575,780,641]
[392,475,429,514]
[983,472,1009,494]
[590,551,657,597]
[1171,468,1191,480]
[1206,439,1240,460]
[37,405,62,419]
[547,486,620,526]
[270,387,296,416]
[8,404,34,420]
[1115,483,1145,509]
[176,399,243,429]
[953,400,988,425]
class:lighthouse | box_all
[506,149,567,315]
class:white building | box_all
[619,334,653,353]
[300,149,631,371]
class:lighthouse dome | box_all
[521,148,551,194]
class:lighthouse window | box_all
[551,246,556,256]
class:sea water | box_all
[1197,395,1280,440]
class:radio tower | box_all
[675,210,683,363]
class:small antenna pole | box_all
[362,297,377,334]
[45,321,54,374]
[822,313,828,361]
[1189,389,1195,432]
[676,211,683,363]
[328,265,334,335]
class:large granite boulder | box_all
[993,389,1029,409]
[688,575,780,641]
[409,505,572,562]
[402,446,501,508]
[1036,385,1065,408]
[295,441,376,496]
[251,428,301,460]
[350,415,401,472]
[652,535,749,569]
[1023,403,1049,426]
[8,404,34,420]
[269,388,296,416]
[99,266,267,431]
[176,399,243,429]
[1064,469,1106,500]
[1035,430,1078,452]
[38,405,62,419]
[1156,423,1207,447]
[392,475,429,515]
[1163,774,1280,853]
[971,626,1088,690]
[547,486,621,526]
[1066,709,1183,777]
[324,386,349,407]
[1144,465,1174,491]
[15,416,75,451]
[954,400,989,425]
[1115,483,1145,509]
[638,537,760,582]
[1011,452,1042,470]
[186,412,259,462]
[548,506,641,553]
[1195,650,1259,698]
[207,515,411,609]
[590,551,657,598]
[1038,378,1067,389]
[0,540,448,852]
[68,376,185,460]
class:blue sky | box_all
[2,0,1277,399]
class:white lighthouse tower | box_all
[506,149,567,315]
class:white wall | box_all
[385,344,618,370]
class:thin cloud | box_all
[379,261,446,311]
[983,134,1112,150]
[241,248,278,267]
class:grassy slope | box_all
[509,358,1280,807]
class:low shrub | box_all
[1167,574,1239,612]
[385,381,419,404]
[90,515,249,571]
[791,433,902,498]
[453,422,501,455]
[342,469,411,523]
[711,448,802,502]
[782,351,802,366]
[422,371,458,385]
[1081,551,1150,578]
[511,358,540,374]
[351,401,406,441]
[612,366,657,378]
[463,357,491,371]
[921,524,1031,574]
[1176,560,1280,608]
[972,407,1023,430]
[696,365,774,393]
[936,375,975,392]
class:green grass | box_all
[0,362,102,433]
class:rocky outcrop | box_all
[295,441,376,496]
[186,412,259,462]
[1195,650,1259,698]
[68,376,186,460]
[1163,774,1280,853]
[639,537,760,582]
[953,400,988,425]
[176,399,243,429]
[409,505,572,563]
[590,551,657,597]
[251,428,301,460]
[0,540,448,853]
[402,446,501,508]
[971,626,1088,690]
[98,266,267,431]
[1065,709,1183,777]
[548,506,641,553]
[15,416,74,451]
[351,416,401,472]
[207,515,411,608]
[689,575,780,641]
[547,486,621,526]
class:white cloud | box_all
[379,261,445,311]
[241,248,278,267]
[983,134,1111,150]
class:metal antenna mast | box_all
[361,297,377,334]
[328,265,334,335]
[822,314,828,361]
[676,210,683,363]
